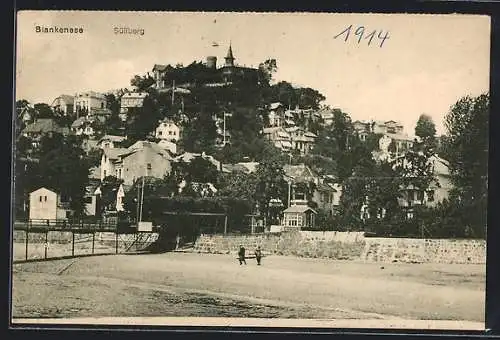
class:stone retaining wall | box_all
[191,231,486,264]
[192,231,366,260]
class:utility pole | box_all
[139,176,145,223]
[136,183,140,225]
[288,180,292,208]
[223,111,226,146]
[171,79,175,106]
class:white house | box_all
[70,116,105,137]
[155,119,182,142]
[51,95,75,116]
[29,187,71,221]
[119,92,148,121]
[267,102,285,128]
[74,91,107,118]
[100,141,173,186]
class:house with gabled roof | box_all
[51,94,75,116]
[100,141,173,186]
[29,187,72,221]
[22,118,70,148]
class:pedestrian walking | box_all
[238,245,247,265]
[254,246,262,265]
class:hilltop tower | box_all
[224,43,235,67]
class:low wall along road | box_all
[190,231,485,264]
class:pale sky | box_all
[16,11,491,135]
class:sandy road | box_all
[11,252,485,322]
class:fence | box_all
[12,220,159,262]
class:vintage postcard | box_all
[12,11,490,330]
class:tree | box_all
[184,156,219,184]
[130,74,155,91]
[254,145,288,225]
[442,93,489,238]
[105,93,124,135]
[180,110,217,153]
[99,175,124,214]
[33,103,54,119]
[24,134,91,216]
[125,93,163,143]
[258,59,277,85]
[415,114,437,151]
[217,171,259,210]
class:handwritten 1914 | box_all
[334,25,390,48]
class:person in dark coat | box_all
[238,245,247,265]
[254,246,262,265]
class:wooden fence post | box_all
[44,231,48,259]
[115,231,118,254]
[72,232,75,256]
[25,228,29,261]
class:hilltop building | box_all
[152,44,260,90]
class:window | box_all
[84,196,93,204]
[104,170,107,177]
[416,190,424,202]
[158,131,162,136]
[101,102,104,108]
[39,196,42,202]
[44,196,47,202]
[289,217,297,226]
[168,131,172,135]
[427,190,435,202]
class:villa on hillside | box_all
[100,140,173,186]
[51,94,75,117]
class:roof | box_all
[89,166,101,180]
[262,127,281,134]
[304,131,317,138]
[71,117,87,128]
[75,91,106,99]
[152,64,168,72]
[23,119,69,135]
[222,163,249,173]
[103,147,129,160]
[99,135,126,143]
[277,131,291,139]
[175,152,221,169]
[284,164,317,182]
[316,182,337,192]
[384,133,416,142]
[269,102,283,110]
[121,92,148,99]
[128,141,173,160]
[52,94,74,106]
[90,108,112,115]
[238,162,259,173]
[293,135,315,143]
[285,126,301,133]
[283,205,317,214]
[226,44,234,60]
[430,155,450,176]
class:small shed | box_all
[282,205,317,229]
[29,187,71,221]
